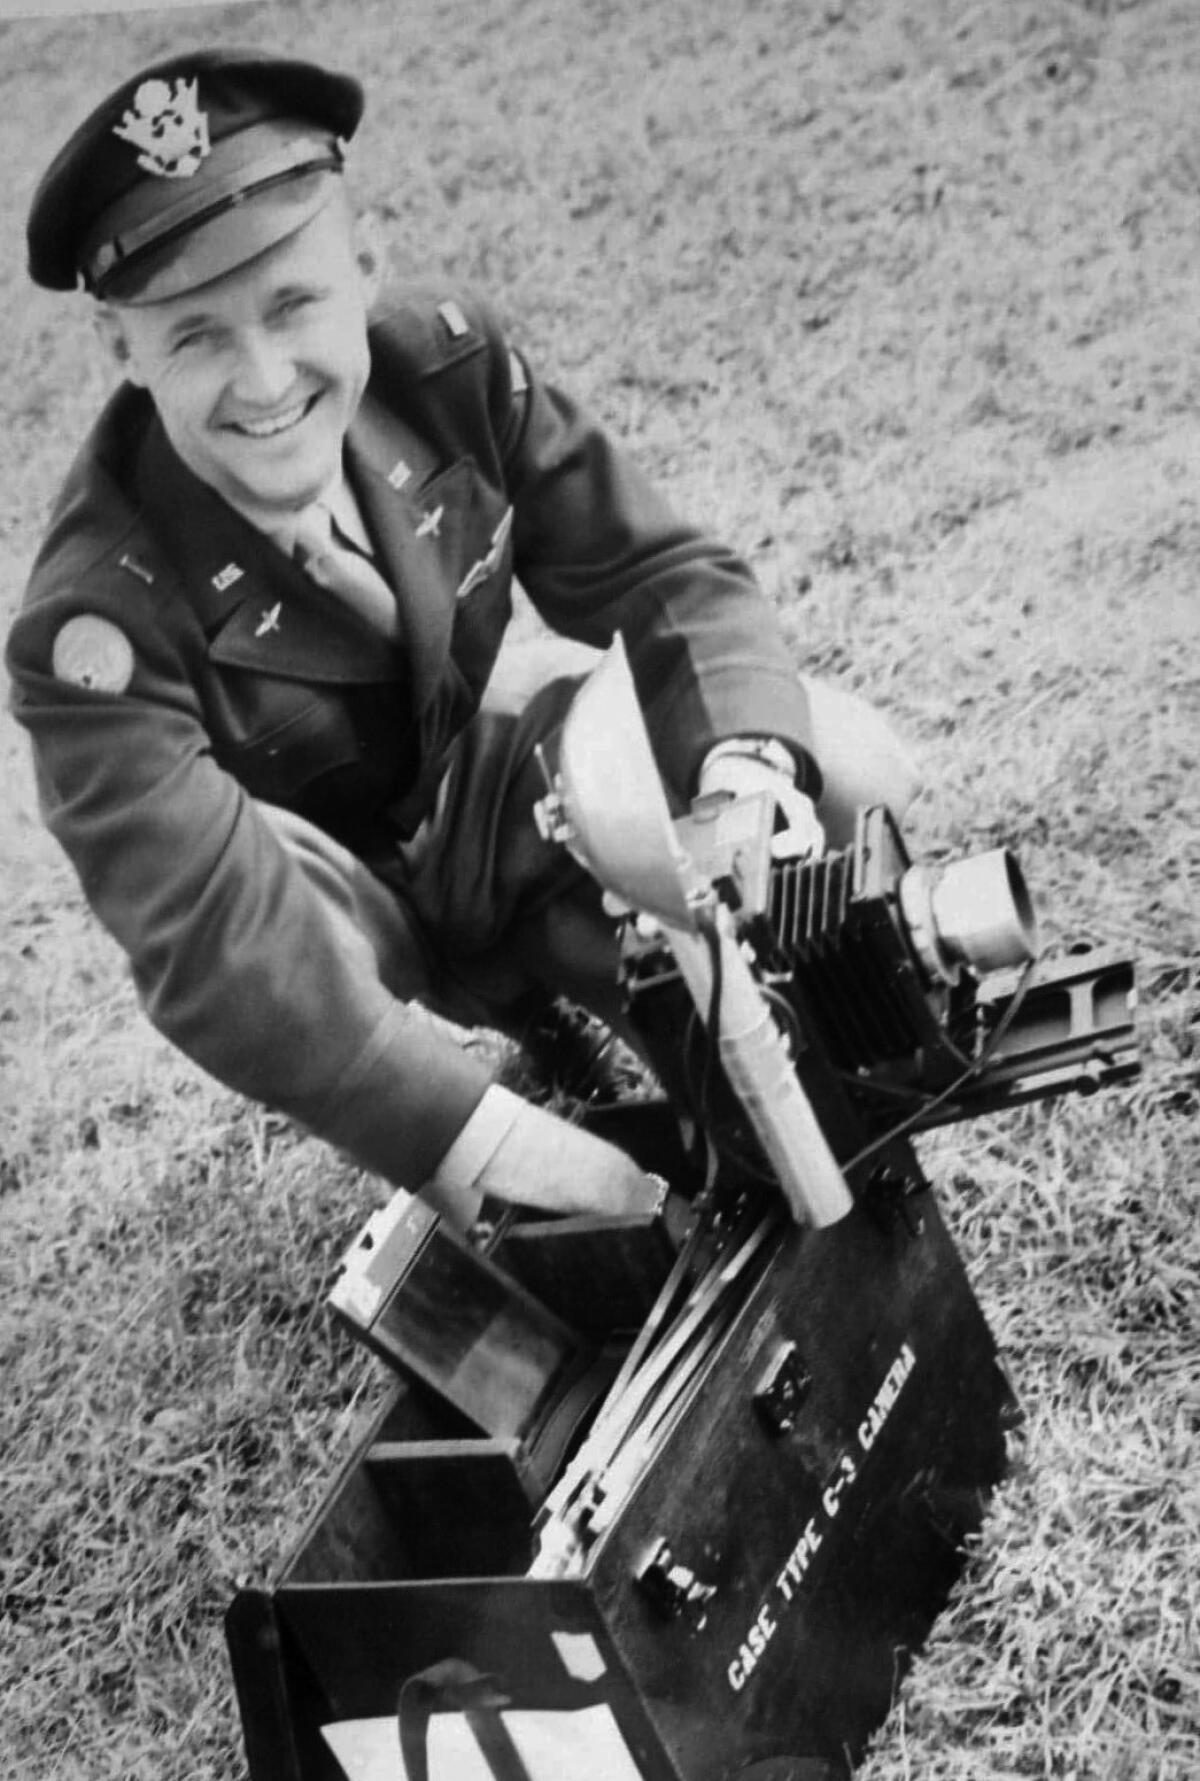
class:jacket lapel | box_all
[136,418,402,686]
[347,390,514,716]
[345,393,459,715]
[135,387,513,705]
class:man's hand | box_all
[424,1085,666,1229]
[699,737,825,861]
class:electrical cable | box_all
[839,958,1038,1174]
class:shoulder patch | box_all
[51,615,135,694]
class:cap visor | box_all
[106,170,341,305]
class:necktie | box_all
[291,505,401,642]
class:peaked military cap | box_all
[27,49,364,303]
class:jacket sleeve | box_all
[478,307,819,803]
[6,559,493,1188]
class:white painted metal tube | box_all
[667,916,853,1228]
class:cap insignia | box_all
[113,77,211,180]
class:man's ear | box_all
[352,211,386,311]
[92,303,146,385]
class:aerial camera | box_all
[228,639,1138,1781]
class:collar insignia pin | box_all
[255,603,282,638]
[118,552,155,586]
[387,459,413,490]
[113,77,211,179]
[212,562,244,593]
[415,504,444,540]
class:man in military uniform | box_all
[8,50,917,1231]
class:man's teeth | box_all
[235,402,309,438]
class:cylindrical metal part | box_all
[897,865,956,985]
[929,848,1038,976]
[669,918,854,1228]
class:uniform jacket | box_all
[7,289,814,1186]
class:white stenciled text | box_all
[723,1343,919,1693]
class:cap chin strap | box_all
[82,123,345,295]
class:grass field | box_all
[1,1,1197,1777]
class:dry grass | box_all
[1,1,1197,1776]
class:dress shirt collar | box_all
[225,459,376,558]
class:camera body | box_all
[620,797,1136,1197]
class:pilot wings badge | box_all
[113,78,211,179]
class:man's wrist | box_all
[699,736,826,863]
[431,1083,525,1192]
[701,735,798,786]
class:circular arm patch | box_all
[51,615,135,694]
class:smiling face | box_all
[99,189,378,522]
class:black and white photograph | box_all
[1,2,1196,1778]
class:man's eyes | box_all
[171,327,215,355]
[166,292,327,354]
[274,290,324,320]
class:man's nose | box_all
[229,329,295,405]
